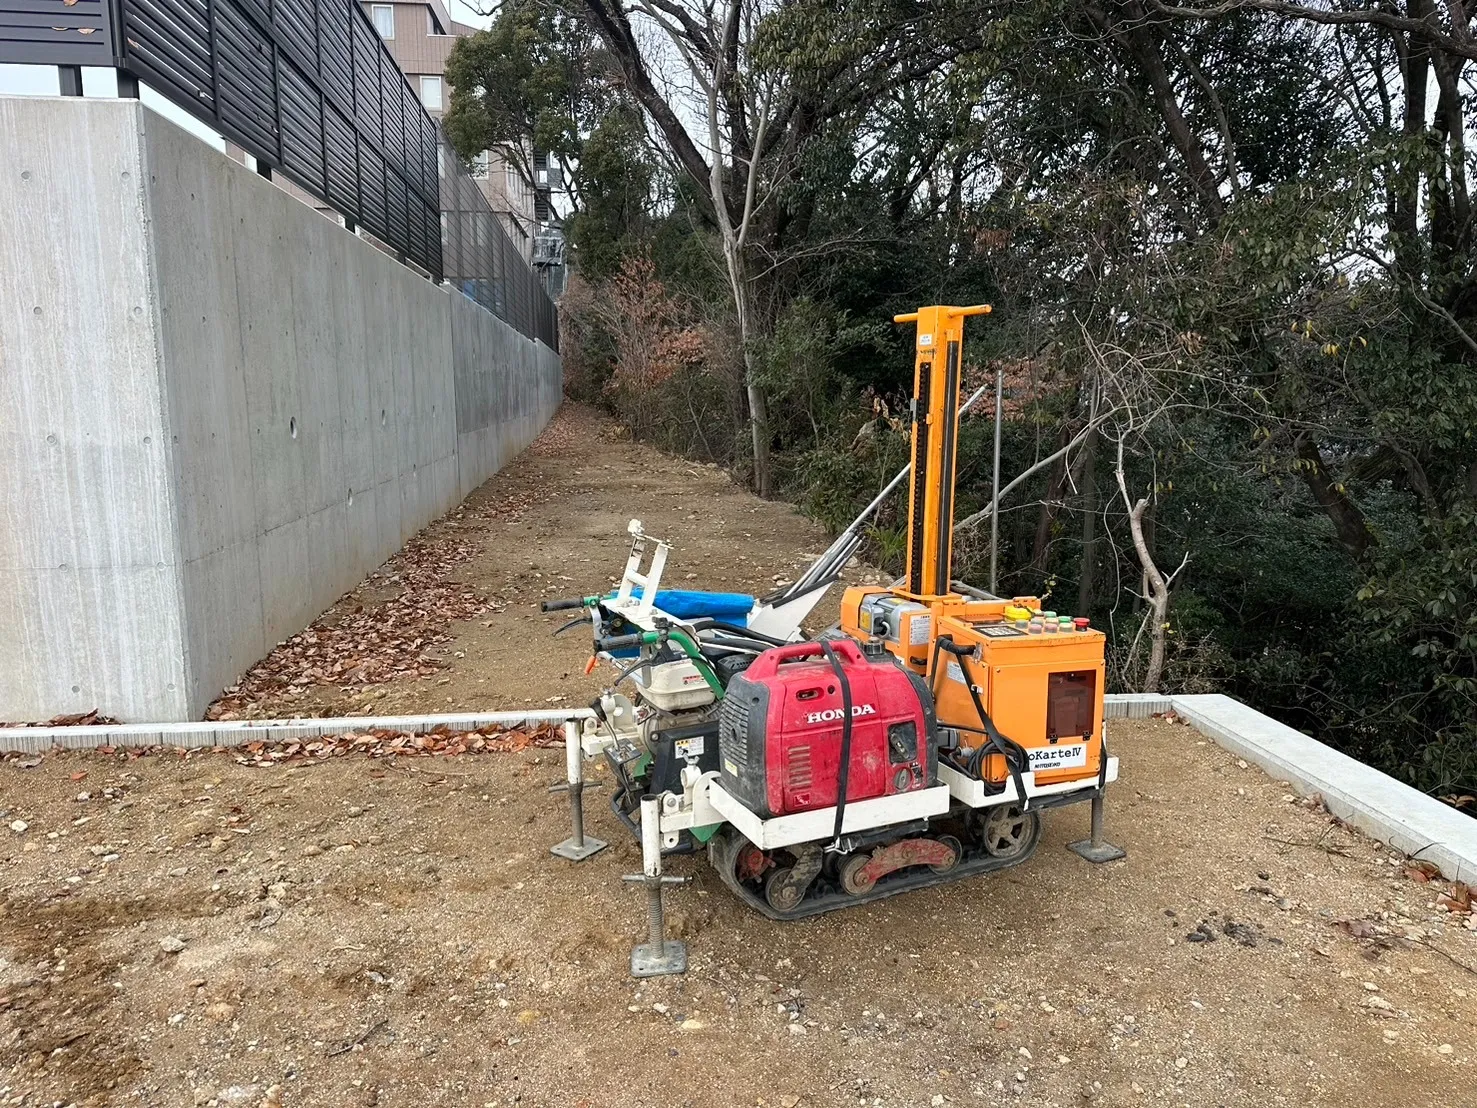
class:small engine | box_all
[717,639,937,818]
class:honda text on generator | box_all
[541,305,1126,977]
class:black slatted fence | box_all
[440,140,556,348]
[0,0,558,349]
[116,0,443,282]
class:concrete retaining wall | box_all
[450,289,562,498]
[0,96,560,722]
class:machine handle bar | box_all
[596,632,646,652]
[892,304,992,324]
[541,596,594,612]
[745,638,864,679]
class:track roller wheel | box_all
[929,834,962,874]
[764,867,807,914]
[973,805,1038,860]
[838,853,877,897]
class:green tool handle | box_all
[596,628,725,699]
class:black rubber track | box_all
[707,811,1043,921]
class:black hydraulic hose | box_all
[697,634,768,654]
[935,636,1032,808]
[690,619,791,647]
[820,640,854,844]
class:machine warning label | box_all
[674,735,705,759]
[909,616,933,645]
[946,660,968,686]
[1028,743,1088,771]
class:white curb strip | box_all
[1107,692,1477,883]
[0,709,595,756]
[8,693,1472,883]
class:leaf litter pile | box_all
[207,492,535,720]
[228,721,564,766]
[0,709,121,728]
[0,722,563,772]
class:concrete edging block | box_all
[1105,691,1477,883]
[1104,693,1172,720]
[0,708,594,754]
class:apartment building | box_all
[363,0,540,261]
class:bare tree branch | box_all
[1150,0,1477,63]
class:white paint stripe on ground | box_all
[1106,691,1477,883]
[0,709,594,755]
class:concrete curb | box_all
[10,692,1473,883]
[1105,692,1477,883]
[0,709,593,755]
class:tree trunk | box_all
[1028,427,1071,581]
[744,352,772,496]
[720,240,772,496]
[1115,438,1183,694]
[1130,498,1170,694]
[1293,432,1376,559]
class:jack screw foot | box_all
[549,780,607,861]
[1068,793,1126,864]
[624,793,689,977]
[550,720,607,861]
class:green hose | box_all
[631,628,725,699]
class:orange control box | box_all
[927,615,1105,788]
[841,584,1105,788]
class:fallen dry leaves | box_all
[207,493,535,720]
[0,708,121,728]
[1401,863,1477,931]
[1333,917,1383,940]
[524,405,584,456]
[229,722,563,766]
[1439,881,1472,915]
[0,723,562,768]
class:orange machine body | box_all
[840,586,1106,788]
[838,303,1107,793]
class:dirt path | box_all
[4,405,1477,1108]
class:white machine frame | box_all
[597,519,829,644]
[571,719,1119,849]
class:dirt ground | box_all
[4,405,1477,1108]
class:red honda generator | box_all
[718,639,938,817]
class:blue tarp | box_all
[607,589,755,623]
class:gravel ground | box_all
[3,404,1475,1107]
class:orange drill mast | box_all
[840,305,1110,794]
[895,304,991,600]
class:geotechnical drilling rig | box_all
[542,305,1125,977]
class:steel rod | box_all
[795,384,989,592]
[989,367,1004,594]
